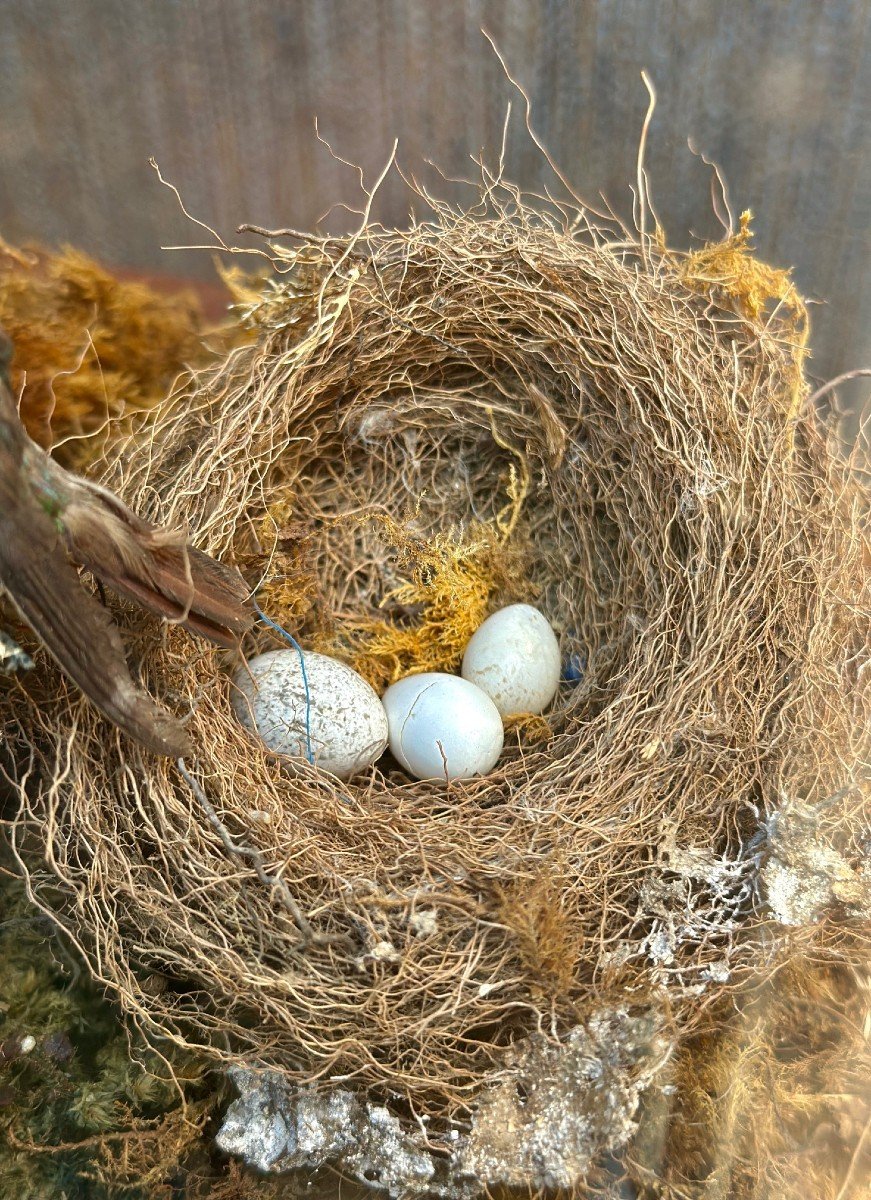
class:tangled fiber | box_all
[656,954,871,1200]
[3,167,869,1194]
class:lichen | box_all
[601,821,754,990]
[455,1008,671,1190]
[761,798,870,926]
[217,1069,438,1197]
[218,1010,672,1197]
[0,631,32,673]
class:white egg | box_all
[461,604,561,717]
[232,650,388,780]
[381,673,504,781]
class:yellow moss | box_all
[676,210,801,325]
[247,452,534,689]
[257,572,320,628]
[504,712,553,744]
[669,211,810,437]
[248,492,325,632]
[0,239,227,466]
[215,259,272,310]
[342,461,532,692]
[344,516,514,689]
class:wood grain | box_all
[0,0,868,430]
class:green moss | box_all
[0,854,215,1198]
[0,850,344,1199]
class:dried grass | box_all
[3,162,868,1191]
[642,955,871,1200]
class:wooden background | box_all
[0,0,868,433]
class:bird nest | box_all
[4,177,868,1195]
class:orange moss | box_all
[0,240,226,466]
[496,868,584,997]
[668,210,810,434]
[339,511,530,691]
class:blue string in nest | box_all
[252,600,314,765]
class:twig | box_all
[176,758,344,949]
[238,222,333,246]
[636,71,657,268]
[808,369,871,407]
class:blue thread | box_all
[253,601,314,765]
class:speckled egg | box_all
[232,650,388,780]
[461,604,561,717]
[381,673,504,781]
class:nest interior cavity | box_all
[4,177,868,1188]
